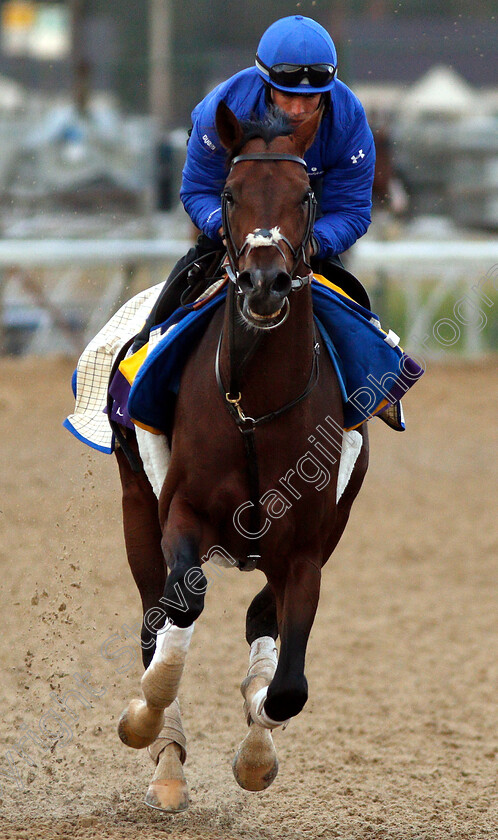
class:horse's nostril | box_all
[272,272,292,297]
[237,271,253,293]
[238,269,291,299]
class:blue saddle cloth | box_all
[120,281,423,435]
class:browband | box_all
[231,153,307,169]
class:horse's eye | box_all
[224,191,234,205]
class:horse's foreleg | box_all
[116,449,198,810]
[118,619,194,749]
[251,559,321,727]
[115,443,166,669]
[119,509,205,751]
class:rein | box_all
[217,150,320,568]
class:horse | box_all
[115,101,369,811]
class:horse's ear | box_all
[216,101,244,151]
[292,104,325,155]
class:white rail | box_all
[0,237,496,267]
[0,237,496,356]
[350,239,498,268]
[349,239,497,358]
[0,239,190,267]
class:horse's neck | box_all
[220,285,316,411]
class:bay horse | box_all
[115,101,369,811]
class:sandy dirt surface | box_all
[0,356,496,840]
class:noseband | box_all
[221,152,317,293]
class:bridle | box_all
[217,150,320,570]
[221,152,317,296]
[218,147,321,411]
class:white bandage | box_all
[249,685,290,730]
[249,636,278,674]
[141,621,194,711]
[150,621,194,667]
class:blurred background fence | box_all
[0,0,496,358]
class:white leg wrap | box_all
[249,685,290,730]
[150,621,194,666]
[141,622,194,710]
[147,698,187,765]
[248,636,278,679]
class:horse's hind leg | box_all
[233,584,280,791]
[145,698,188,812]
[249,558,321,729]
[245,582,279,644]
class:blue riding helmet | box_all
[255,15,338,95]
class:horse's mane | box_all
[231,107,294,159]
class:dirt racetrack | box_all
[0,356,496,840]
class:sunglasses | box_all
[257,57,337,88]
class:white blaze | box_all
[245,227,283,249]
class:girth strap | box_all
[240,426,262,570]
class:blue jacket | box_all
[180,67,375,257]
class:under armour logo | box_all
[351,149,365,164]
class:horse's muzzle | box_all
[238,294,290,331]
[237,268,292,324]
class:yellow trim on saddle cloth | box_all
[120,274,394,436]
[132,419,164,435]
[118,342,149,385]
[312,274,395,429]
[313,273,355,301]
[118,274,351,393]
[118,343,164,435]
[117,276,333,435]
[344,398,389,432]
[315,272,403,350]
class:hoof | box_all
[117,698,164,749]
[145,742,189,812]
[232,724,279,791]
[145,779,189,812]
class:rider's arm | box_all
[180,88,233,244]
[312,103,375,258]
[181,70,269,243]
